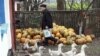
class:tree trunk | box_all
[93,0,100,8]
[81,0,83,10]
[57,0,65,10]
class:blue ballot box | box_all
[0,0,5,24]
[0,0,7,40]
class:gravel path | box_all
[15,38,100,56]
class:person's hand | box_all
[45,26,48,29]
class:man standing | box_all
[39,4,57,45]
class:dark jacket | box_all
[41,9,53,29]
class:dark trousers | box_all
[43,37,57,45]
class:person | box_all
[39,4,57,46]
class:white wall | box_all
[14,1,24,11]
[0,0,12,56]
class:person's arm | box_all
[45,12,53,29]
[41,12,47,29]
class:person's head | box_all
[39,4,47,11]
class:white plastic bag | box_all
[43,29,52,38]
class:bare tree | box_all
[23,0,46,11]
[57,0,65,10]
[86,0,94,11]
[70,0,74,10]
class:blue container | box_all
[0,0,5,24]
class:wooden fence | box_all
[14,10,100,37]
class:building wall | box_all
[0,0,12,56]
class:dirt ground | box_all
[15,37,100,56]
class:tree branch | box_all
[64,0,67,10]
[70,0,74,11]
[33,0,46,8]
[81,0,83,10]
[67,0,71,8]
[86,0,95,11]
